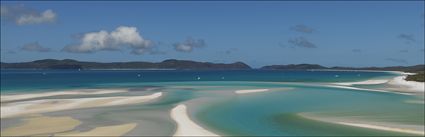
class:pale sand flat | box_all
[171,104,219,136]
[332,79,389,86]
[55,123,137,136]
[299,113,425,136]
[235,89,269,94]
[1,92,162,118]
[336,122,424,135]
[235,88,293,94]
[1,89,129,102]
[405,100,425,104]
[324,85,412,95]
[1,115,81,136]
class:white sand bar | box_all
[1,89,129,102]
[1,92,162,118]
[235,89,269,94]
[333,79,389,86]
[171,104,219,136]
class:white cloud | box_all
[1,5,57,25]
[63,26,153,54]
[173,37,206,52]
[16,9,56,25]
[290,24,315,34]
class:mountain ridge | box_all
[0,59,252,70]
[1,59,424,72]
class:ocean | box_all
[1,69,423,136]
[1,69,396,92]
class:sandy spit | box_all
[171,104,219,136]
[235,89,270,94]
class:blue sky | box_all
[1,1,424,68]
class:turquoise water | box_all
[1,69,423,136]
[195,83,423,136]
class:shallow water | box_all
[1,69,423,136]
[194,83,423,136]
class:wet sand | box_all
[1,115,81,136]
[299,113,424,136]
[56,123,137,136]
[1,92,162,118]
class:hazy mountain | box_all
[0,59,252,70]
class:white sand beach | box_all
[299,113,425,136]
[235,89,270,94]
[1,88,129,102]
[1,92,162,118]
[387,75,425,93]
[171,104,219,136]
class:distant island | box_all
[1,59,424,82]
[0,59,251,70]
[261,64,424,82]
[260,64,424,72]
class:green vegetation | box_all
[406,71,425,82]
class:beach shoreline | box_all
[330,71,424,94]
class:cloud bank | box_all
[225,48,238,54]
[397,34,416,44]
[399,49,408,53]
[1,5,56,25]
[351,49,362,53]
[62,26,154,55]
[290,24,315,34]
[173,37,206,52]
[385,58,408,64]
[287,37,316,48]
[21,42,52,52]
